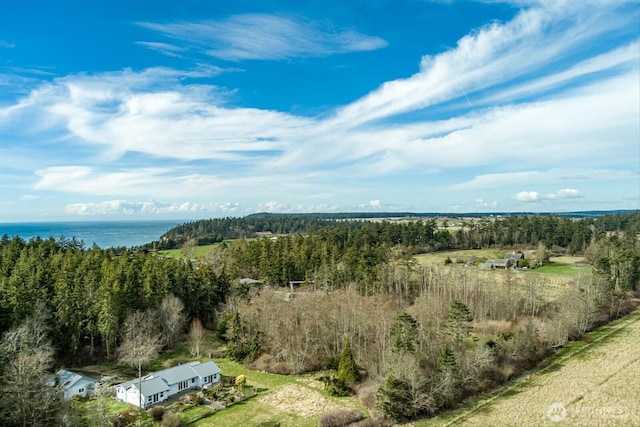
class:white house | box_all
[45,369,98,400]
[116,361,222,408]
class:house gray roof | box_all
[190,361,221,378]
[46,369,97,389]
[153,363,199,385]
[504,253,524,260]
[117,360,222,394]
[139,377,169,397]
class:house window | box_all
[192,378,195,384]
[79,388,84,393]
[178,380,188,390]
[160,392,164,397]
[148,397,152,402]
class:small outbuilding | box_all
[45,369,98,400]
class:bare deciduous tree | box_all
[188,317,205,358]
[158,294,186,349]
[118,310,162,425]
[0,309,62,427]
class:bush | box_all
[356,381,378,409]
[350,419,383,427]
[160,411,182,427]
[318,409,365,427]
[150,405,165,421]
[112,407,136,427]
[325,354,340,370]
[318,375,350,397]
[444,256,453,265]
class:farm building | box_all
[45,369,98,399]
[116,360,222,408]
[493,258,516,269]
[479,256,518,270]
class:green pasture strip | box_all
[528,262,591,278]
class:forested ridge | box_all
[0,210,638,425]
[152,210,639,252]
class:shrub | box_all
[325,354,340,370]
[112,407,136,427]
[318,375,350,397]
[150,405,165,421]
[318,409,365,427]
[160,411,182,427]
[356,381,379,409]
[350,419,382,427]
[444,256,453,265]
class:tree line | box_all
[0,235,230,362]
[152,210,640,254]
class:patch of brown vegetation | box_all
[259,384,339,418]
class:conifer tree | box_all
[337,338,360,384]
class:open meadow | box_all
[158,243,221,259]
[418,308,640,427]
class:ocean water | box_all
[0,220,183,249]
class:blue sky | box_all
[0,0,638,221]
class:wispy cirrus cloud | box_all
[0,40,15,49]
[449,169,639,191]
[135,41,185,57]
[138,14,388,61]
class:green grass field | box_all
[158,244,221,259]
[529,261,591,277]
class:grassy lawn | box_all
[529,261,591,278]
[158,243,221,259]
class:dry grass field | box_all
[418,309,640,427]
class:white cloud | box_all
[65,200,241,216]
[139,14,387,61]
[554,188,582,199]
[514,191,540,202]
[475,198,498,209]
[0,40,15,49]
[331,2,638,128]
[449,169,638,191]
[135,41,185,57]
[369,199,381,208]
[513,188,583,202]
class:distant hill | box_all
[143,210,638,250]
